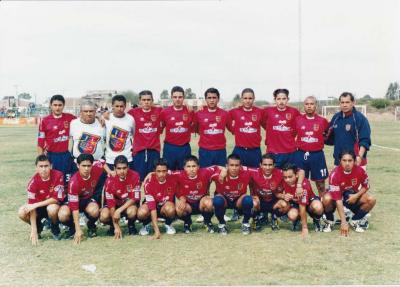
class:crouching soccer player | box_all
[277,163,324,236]
[99,155,141,239]
[322,151,376,235]
[18,155,65,245]
[212,154,253,235]
[137,158,177,239]
[58,153,104,244]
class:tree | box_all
[120,90,139,106]
[160,89,169,100]
[185,88,196,99]
[17,93,31,100]
[385,82,400,100]
[370,99,390,109]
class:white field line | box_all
[372,144,400,152]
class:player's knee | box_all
[201,197,213,212]
[99,208,111,223]
[126,206,137,219]
[252,197,260,211]
[137,206,149,221]
[46,204,60,219]
[18,205,28,221]
[242,195,253,209]
[287,209,298,222]
[175,207,186,218]
[213,196,225,209]
[163,203,176,218]
[311,201,324,215]
[366,195,376,208]
[86,203,99,218]
[58,206,71,223]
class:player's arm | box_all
[295,169,305,198]
[109,207,122,239]
[29,209,39,246]
[299,204,308,237]
[176,196,187,213]
[150,209,161,240]
[103,164,115,177]
[25,198,58,214]
[335,199,349,237]
[346,186,368,205]
[114,199,134,221]
[37,120,46,155]
[72,209,84,244]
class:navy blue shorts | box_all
[199,147,227,168]
[79,198,98,213]
[293,150,328,181]
[36,206,49,221]
[47,151,74,183]
[290,196,321,215]
[188,201,201,215]
[163,142,191,170]
[232,146,261,168]
[343,190,361,213]
[259,200,276,213]
[216,194,241,212]
[270,152,296,169]
[133,149,160,182]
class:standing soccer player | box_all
[227,88,265,168]
[18,155,65,244]
[58,154,105,244]
[264,89,300,168]
[321,151,376,235]
[100,155,141,238]
[212,154,254,235]
[136,158,178,239]
[293,96,329,195]
[193,88,229,167]
[104,95,135,173]
[128,90,163,181]
[160,86,194,170]
[38,94,76,182]
[325,92,371,167]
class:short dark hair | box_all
[77,153,94,164]
[171,86,185,96]
[183,155,199,166]
[273,89,289,99]
[114,155,128,166]
[153,158,169,170]
[227,153,241,164]
[139,90,153,100]
[112,95,127,105]
[204,87,220,99]
[282,162,297,173]
[50,94,65,105]
[261,153,275,164]
[241,88,255,97]
[35,154,51,165]
[339,150,356,161]
[339,92,355,102]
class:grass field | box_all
[1,120,400,286]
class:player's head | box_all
[111,95,127,117]
[139,90,154,111]
[339,150,356,172]
[273,89,289,110]
[76,153,94,178]
[241,88,255,109]
[204,87,220,109]
[114,155,129,179]
[260,153,275,176]
[303,95,317,115]
[153,158,169,182]
[183,155,200,178]
[49,94,65,116]
[35,154,52,179]
[227,153,241,177]
[339,92,355,113]
[282,163,298,185]
[171,86,185,108]
[80,100,97,124]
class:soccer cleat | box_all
[67,226,76,239]
[322,222,333,233]
[218,224,228,235]
[165,224,176,235]
[254,217,262,231]
[231,209,240,221]
[241,223,251,235]
[271,215,279,231]
[313,218,321,232]
[291,219,300,232]
[344,207,354,222]
[42,218,51,231]
[106,226,115,236]
[128,225,138,235]
[205,222,215,234]
[349,220,364,233]
[195,215,204,223]
[139,224,151,236]
[50,223,61,241]
[183,224,192,234]
[87,227,97,238]
[224,215,232,222]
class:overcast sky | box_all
[0,0,399,104]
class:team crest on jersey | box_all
[183,114,188,121]
[64,121,69,129]
[167,187,172,192]
[345,124,352,131]
[151,115,157,122]
[78,133,101,154]
[286,113,292,120]
[109,126,128,152]
[215,116,221,123]
[237,183,243,190]
[313,124,319,131]
[196,182,202,190]
[351,178,357,186]
[251,114,257,121]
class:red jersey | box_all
[38,113,76,152]
[193,108,228,150]
[212,169,251,201]
[282,178,316,206]
[144,174,178,211]
[27,170,65,204]
[295,113,329,152]
[173,166,219,203]
[160,106,194,146]
[248,168,283,202]
[227,106,265,148]
[128,107,162,153]
[104,169,141,208]
[264,106,300,153]
[328,165,369,201]
[68,161,104,211]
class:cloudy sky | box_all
[0,0,399,104]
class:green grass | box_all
[1,121,400,286]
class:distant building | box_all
[159,98,206,111]
[83,90,117,107]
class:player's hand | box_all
[283,193,293,202]
[340,222,349,237]
[113,210,121,221]
[356,156,362,166]
[150,231,161,240]
[24,204,36,213]
[30,230,39,246]
[176,199,186,212]
[114,226,122,240]
[74,229,84,244]
[346,194,359,205]
[301,227,309,238]
[295,186,303,199]
[108,170,116,177]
